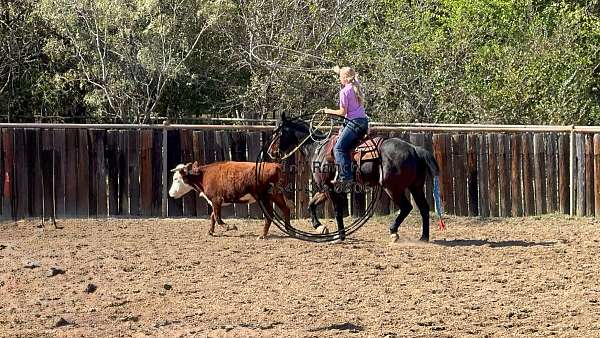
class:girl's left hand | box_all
[323,108,333,115]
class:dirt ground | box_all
[1,213,599,337]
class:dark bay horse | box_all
[273,113,440,242]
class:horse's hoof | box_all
[390,233,399,243]
[257,235,267,240]
[316,225,329,234]
[226,225,238,231]
[208,232,215,236]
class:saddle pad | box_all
[352,137,384,162]
[325,135,384,163]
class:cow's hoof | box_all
[316,225,329,234]
[419,236,429,242]
[208,232,215,236]
[390,233,399,243]
[257,235,267,240]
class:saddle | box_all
[325,134,385,164]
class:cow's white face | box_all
[169,165,194,199]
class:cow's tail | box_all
[415,146,446,231]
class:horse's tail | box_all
[415,145,446,230]
[414,146,439,177]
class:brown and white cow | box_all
[169,161,291,238]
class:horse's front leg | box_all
[330,191,347,241]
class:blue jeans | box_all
[334,117,369,181]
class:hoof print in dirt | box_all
[163,283,172,290]
[53,317,72,328]
[24,261,41,269]
[154,319,180,328]
[84,283,97,293]
[0,244,6,250]
[119,315,140,322]
[46,267,65,277]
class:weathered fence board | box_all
[576,134,585,217]
[64,129,78,217]
[487,134,499,217]
[533,134,547,215]
[54,129,66,217]
[595,134,600,217]
[180,129,195,217]
[467,134,479,216]
[77,130,90,217]
[558,134,570,214]
[118,131,129,215]
[128,130,140,216]
[26,129,42,217]
[510,134,523,217]
[478,134,490,218]
[585,134,594,216]
[41,130,54,220]
[166,130,182,217]
[452,134,468,216]
[140,130,154,217]
[545,134,558,213]
[2,129,13,219]
[0,130,4,217]
[522,133,535,216]
[14,129,28,219]
[106,130,119,216]
[498,134,511,217]
[152,130,163,216]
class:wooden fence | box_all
[0,124,597,221]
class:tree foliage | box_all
[0,0,598,124]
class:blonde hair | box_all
[339,66,365,106]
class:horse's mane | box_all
[285,118,327,141]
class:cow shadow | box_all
[432,239,557,248]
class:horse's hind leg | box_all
[387,188,412,242]
[308,191,328,229]
[409,185,430,242]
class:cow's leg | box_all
[308,191,329,233]
[271,192,291,230]
[213,199,226,225]
[213,200,237,231]
[209,211,216,236]
[259,195,274,239]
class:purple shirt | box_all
[339,83,367,120]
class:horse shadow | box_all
[432,238,556,248]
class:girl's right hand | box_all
[332,66,340,74]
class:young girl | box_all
[324,66,369,190]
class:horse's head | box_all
[270,112,311,158]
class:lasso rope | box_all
[268,110,336,160]
[250,44,334,73]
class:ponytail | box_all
[351,80,365,106]
[339,66,365,106]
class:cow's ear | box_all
[183,162,193,175]
[191,161,201,174]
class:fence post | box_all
[162,121,169,218]
[570,125,575,217]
